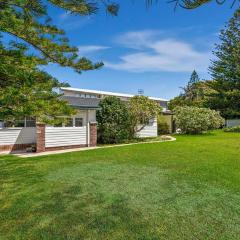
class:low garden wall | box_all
[0,127,36,152]
[45,126,87,150]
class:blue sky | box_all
[43,1,238,100]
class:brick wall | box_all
[45,144,88,151]
[36,123,45,153]
[0,144,33,152]
[89,122,97,147]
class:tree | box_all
[0,1,109,72]
[128,96,162,135]
[0,0,109,123]
[164,0,239,10]
[174,106,224,134]
[1,0,236,124]
[188,70,200,87]
[0,42,75,123]
[168,71,207,110]
[207,9,240,119]
[182,70,201,101]
[96,96,132,144]
[1,1,238,70]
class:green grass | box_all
[1,131,240,239]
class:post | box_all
[86,110,89,146]
[89,122,97,147]
[36,123,45,152]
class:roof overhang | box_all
[60,87,169,102]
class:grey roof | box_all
[60,96,100,109]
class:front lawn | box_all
[0,131,240,239]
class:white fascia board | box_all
[60,87,168,102]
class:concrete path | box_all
[12,136,176,158]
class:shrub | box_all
[157,115,169,135]
[96,96,132,144]
[224,125,240,132]
[174,106,224,134]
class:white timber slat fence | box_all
[0,128,36,145]
[137,118,158,138]
[45,127,87,147]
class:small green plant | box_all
[224,125,240,132]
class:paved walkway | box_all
[12,136,176,158]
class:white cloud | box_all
[78,45,110,55]
[106,30,211,73]
[58,12,92,30]
[114,30,161,49]
[59,12,71,20]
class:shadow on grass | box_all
[0,157,162,239]
[1,180,162,239]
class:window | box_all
[15,120,25,127]
[3,121,13,128]
[75,118,83,127]
[65,118,73,127]
[26,117,36,127]
[5,119,25,127]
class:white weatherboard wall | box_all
[0,128,36,145]
[226,119,240,127]
[45,127,87,147]
[137,118,158,138]
[45,110,95,148]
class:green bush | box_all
[96,96,132,144]
[174,106,224,134]
[224,125,240,132]
[157,115,169,135]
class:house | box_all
[60,87,170,137]
[0,87,169,153]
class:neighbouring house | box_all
[226,119,240,128]
[0,87,170,153]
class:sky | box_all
[42,1,238,100]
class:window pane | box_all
[14,120,25,127]
[75,118,83,127]
[26,117,36,127]
[65,118,73,127]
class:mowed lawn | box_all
[1,131,240,239]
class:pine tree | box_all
[0,1,120,122]
[0,1,115,72]
[188,70,200,87]
[181,70,201,101]
[0,42,76,123]
[207,9,240,118]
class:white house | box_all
[60,87,169,138]
[0,87,169,153]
